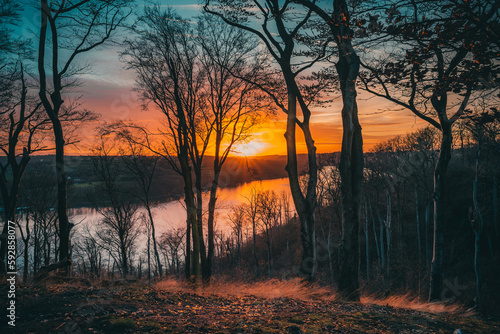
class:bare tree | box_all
[316,155,342,282]
[37,0,132,270]
[119,139,162,278]
[197,13,267,279]
[159,228,185,276]
[90,137,140,277]
[242,186,261,273]
[257,190,281,277]
[121,7,202,279]
[122,7,266,281]
[0,49,51,274]
[204,0,333,281]
[227,205,247,267]
[74,226,103,278]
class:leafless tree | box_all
[228,205,247,268]
[241,185,261,273]
[197,13,268,280]
[159,228,185,276]
[257,190,281,277]
[121,7,206,279]
[119,139,162,278]
[316,155,342,282]
[74,226,103,278]
[122,7,266,280]
[204,0,333,282]
[90,137,140,277]
[37,0,132,271]
[0,49,51,273]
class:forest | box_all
[1,0,499,332]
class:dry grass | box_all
[155,277,335,301]
[156,277,470,315]
[361,294,470,315]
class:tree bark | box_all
[364,199,370,280]
[205,166,220,280]
[385,189,392,276]
[415,187,422,259]
[145,204,162,277]
[284,85,317,281]
[337,54,363,301]
[368,198,380,267]
[429,124,452,301]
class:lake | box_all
[69,177,293,241]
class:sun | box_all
[231,140,269,156]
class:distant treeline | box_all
[14,154,311,208]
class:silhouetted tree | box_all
[359,0,499,301]
[90,137,140,277]
[205,0,333,281]
[37,0,131,271]
[122,7,265,281]
[119,140,162,277]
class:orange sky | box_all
[71,93,428,157]
[16,1,431,158]
[53,13,429,157]
[69,67,428,157]
[232,92,428,156]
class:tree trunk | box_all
[147,226,151,279]
[237,231,241,267]
[252,216,258,273]
[415,187,422,260]
[335,0,363,299]
[205,167,220,280]
[53,120,71,266]
[283,79,317,281]
[377,205,386,271]
[473,228,482,308]
[194,169,207,278]
[121,238,128,277]
[184,175,198,279]
[0,162,28,274]
[364,199,370,280]
[494,175,498,238]
[369,198,381,267]
[23,221,31,283]
[425,201,431,265]
[470,135,484,308]
[385,189,392,276]
[267,229,272,277]
[429,125,452,301]
[34,222,39,276]
[146,205,162,277]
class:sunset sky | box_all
[18,0,429,156]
